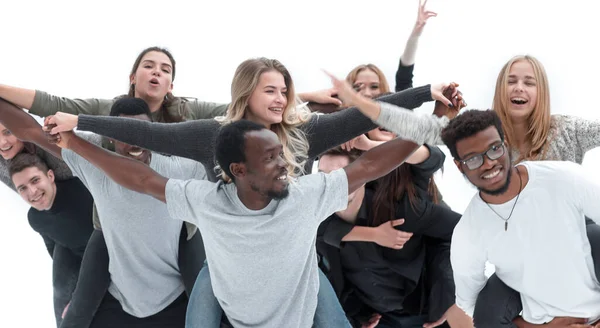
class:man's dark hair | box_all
[215,120,267,182]
[441,109,505,160]
[8,153,50,179]
[110,97,153,121]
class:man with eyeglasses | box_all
[439,109,600,327]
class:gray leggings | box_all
[473,218,600,327]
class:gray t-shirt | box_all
[62,138,206,317]
[166,169,348,328]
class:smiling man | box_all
[43,114,435,327]
[9,153,94,326]
[441,109,600,327]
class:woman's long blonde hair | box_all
[493,55,552,162]
[345,64,391,94]
[217,58,311,180]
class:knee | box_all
[473,275,521,327]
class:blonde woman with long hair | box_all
[47,56,454,327]
[472,54,600,327]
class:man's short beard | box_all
[267,188,290,200]
[250,183,290,200]
[478,168,512,196]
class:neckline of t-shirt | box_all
[226,183,278,213]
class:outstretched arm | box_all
[0,84,36,109]
[47,124,168,203]
[344,137,420,194]
[0,98,62,159]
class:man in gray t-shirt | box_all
[45,118,424,328]
[37,98,206,327]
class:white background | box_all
[1,0,600,326]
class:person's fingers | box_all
[390,219,405,226]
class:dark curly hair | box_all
[215,120,266,182]
[441,109,505,160]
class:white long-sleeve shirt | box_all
[452,161,600,324]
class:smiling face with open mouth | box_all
[245,70,288,128]
[13,166,57,211]
[456,126,512,196]
[506,60,538,121]
[0,122,25,160]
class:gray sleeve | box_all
[29,90,114,117]
[0,158,16,192]
[166,179,210,225]
[300,169,349,223]
[60,148,101,190]
[77,115,216,166]
[569,116,600,155]
[185,99,229,120]
[374,102,449,145]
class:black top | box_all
[317,145,461,318]
[28,178,94,258]
[395,59,415,92]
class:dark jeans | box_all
[60,230,110,328]
[61,226,204,327]
[90,292,187,328]
[473,217,600,327]
[52,245,82,327]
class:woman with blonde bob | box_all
[472,54,600,327]
[48,56,454,327]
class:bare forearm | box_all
[406,145,430,164]
[0,98,62,158]
[0,84,35,109]
[346,137,419,192]
[68,136,167,202]
[341,226,376,242]
[0,98,39,140]
[400,33,420,66]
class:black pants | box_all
[90,292,187,328]
[60,230,110,328]
[61,225,205,327]
[473,218,600,327]
[52,246,82,327]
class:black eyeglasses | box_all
[459,142,505,170]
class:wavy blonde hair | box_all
[216,58,311,180]
[493,55,552,162]
[345,64,391,94]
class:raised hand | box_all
[433,82,466,119]
[413,0,438,36]
[323,70,360,107]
